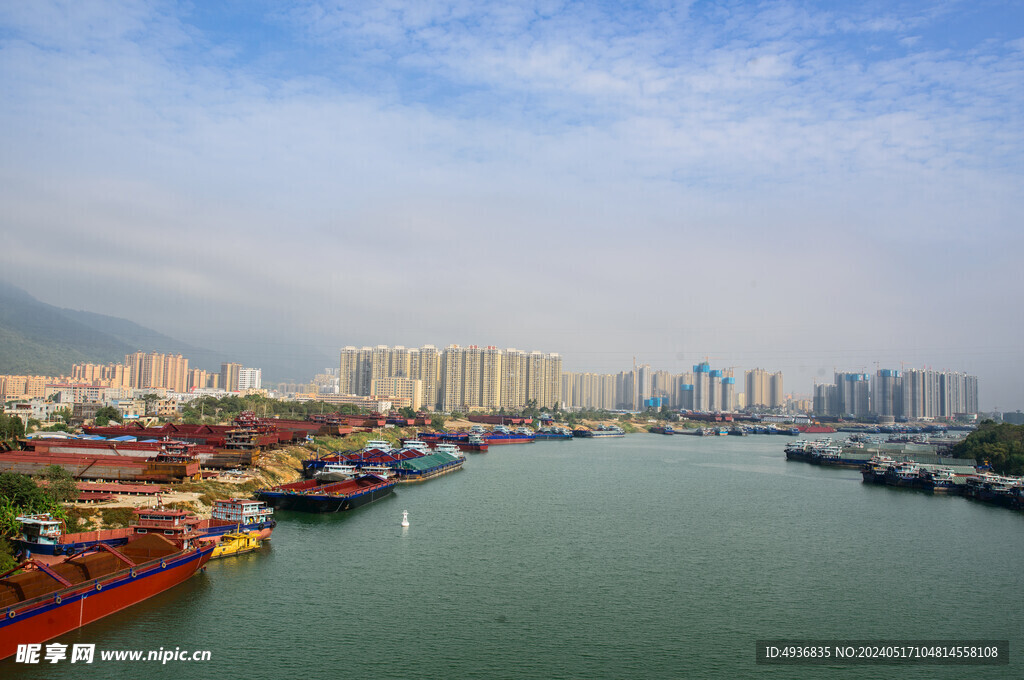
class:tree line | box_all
[950,420,1024,476]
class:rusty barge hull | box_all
[0,451,199,482]
[25,439,252,468]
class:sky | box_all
[0,0,1022,408]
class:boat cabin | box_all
[132,508,200,544]
[16,515,62,546]
[211,499,274,524]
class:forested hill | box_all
[0,281,213,376]
[949,421,1024,475]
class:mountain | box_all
[0,281,217,376]
[0,281,333,382]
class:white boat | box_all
[402,439,430,453]
[363,440,392,452]
[314,463,361,482]
[359,465,393,479]
[434,443,465,459]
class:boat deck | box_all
[0,534,181,607]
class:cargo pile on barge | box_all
[255,474,396,513]
[0,529,214,661]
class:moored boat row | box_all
[14,498,276,564]
[860,455,1024,510]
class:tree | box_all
[0,413,25,440]
[43,465,80,503]
[54,406,73,424]
[93,405,123,427]
[950,421,1024,475]
[0,472,67,541]
[0,537,16,573]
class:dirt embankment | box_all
[66,443,313,529]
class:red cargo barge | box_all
[23,437,251,469]
[0,449,199,482]
[255,474,396,513]
[0,533,214,661]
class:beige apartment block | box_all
[371,377,423,411]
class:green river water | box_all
[5,435,1023,679]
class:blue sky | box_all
[1,1,1022,408]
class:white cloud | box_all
[1,0,1022,406]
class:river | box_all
[6,435,1023,678]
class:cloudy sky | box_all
[1,1,1022,408]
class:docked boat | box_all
[416,431,490,452]
[859,454,896,484]
[884,461,922,487]
[322,446,465,482]
[302,438,404,477]
[916,467,960,493]
[964,473,1022,507]
[533,427,574,440]
[572,425,625,438]
[649,426,675,435]
[389,449,464,482]
[314,462,361,482]
[483,426,535,445]
[210,531,263,559]
[359,464,394,478]
[15,499,275,564]
[255,474,396,513]
[434,443,465,459]
[0,532,214,661]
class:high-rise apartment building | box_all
[768,372,784,408]
[720,373,736,412]
[692,362,711,411]
[902,368,940,420]
[371,377,423,411]
[440,345,465,411]
[835,372,871,417]
[480,346,503,409]
[338,346,361,395]
[238,368,262,390]
[524,351,561,409]
[563,372,618,410]
[500,348,527,409]
[745,368,785,410]
[339,343,558,412]
[126,352,189,392]
[818,367,978,419]
[871,369,901,417]
[220,362,242,392]
[410,345,441,410]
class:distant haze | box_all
[1,2,1021,409]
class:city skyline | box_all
[0,2,1021,410]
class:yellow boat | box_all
[210,531,263,559]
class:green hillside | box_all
[0,281,209,376]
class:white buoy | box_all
[401,510,410,527]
